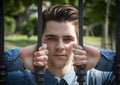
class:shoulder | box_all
[100,49,115,60]
[4,48,21,61]
[95,49,115,71]
[6,70,35,85]
[4,48,25,71]
[87,68,114,85]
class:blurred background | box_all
[4,0,116,51]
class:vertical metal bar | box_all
[35,0,44,85]
[76,0,86,85]
[0,0,7,85]
[114,0,120,84]
[78,0,83,46]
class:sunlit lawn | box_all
[5,35,102,50]
[83,36,102,47]
[5,35,37,49]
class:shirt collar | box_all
[63,66,77,85]
[44,66,77,85]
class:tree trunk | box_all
[111,27,115,51]
[102,0,110,49]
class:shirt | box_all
[44,67,77,85]
[4,48,115,85]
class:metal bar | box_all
[0,0,7,85]
[35,0,45,85]
[114,0,120,84]
[76,0,86,85]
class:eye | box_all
[47,37,57,41]
[64,38,73,43]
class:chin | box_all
[53,61,66,68]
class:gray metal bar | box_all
[114,0,120,84]
[35,0,45,85]
[0,0,7,85]
[76,0,86,85]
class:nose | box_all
[56,40,65,50]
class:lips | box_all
[54,54,66,57]
[54,54,66,56]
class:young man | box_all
[5,5,115,85]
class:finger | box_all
[38,44,47,51]
[33,55,48,62]
[33,61,48,67]
[73,49,87,55]
[73,44,83,49]
[74,55,87,61]
[34,50,49,56]
[74,60,88,66]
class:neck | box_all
[48,64,71,78]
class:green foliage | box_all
[109,0,116,26]
[5,0,25,16]
[49,0,78,7]
[84,0,106,23]
[30,16,38,35]
[92,24,102,36]
[84,0,115,25]
[4,0,116,39]
[5,16,16,35]
[5,0,37,16]
[21,21,28,34]
[21,16,38,35]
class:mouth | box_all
[54,54,66,56]
[54,54,66,58]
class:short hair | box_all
[42,5,79,39]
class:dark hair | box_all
[42,5,79,39]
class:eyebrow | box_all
[45,34,57,38]
[45,34,74,38]
[64,35,74,38]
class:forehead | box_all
[43,21,77,37]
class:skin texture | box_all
[34,21,88,77]
[20,5,101,77]
[20,21,101,77]
[20,21,88,77]
[42,21,78,77]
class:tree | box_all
[84,0,115,49]
[5,0,37,33]
[102,0,110,49]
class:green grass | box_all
[5,35,37,49]
[83,36,102,47]
[5,35,102,50]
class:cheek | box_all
[65,44,73,54]
[65,44,74,62]
[46,43,54,54]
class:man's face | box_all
[42,21,78,68]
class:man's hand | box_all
[20,44,49,72]
[73,44,88,71]
[33,44,49,70]
[73,44,101,71]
